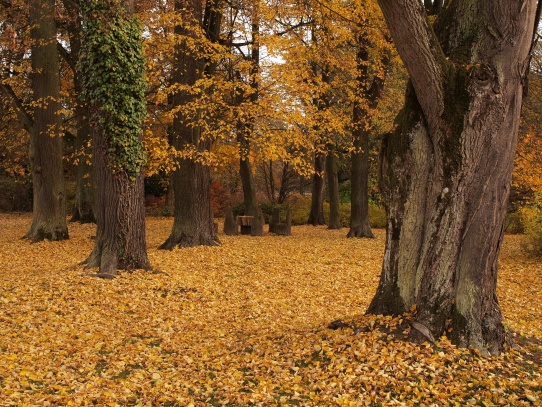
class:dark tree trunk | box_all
[81,0,150,275]
[367,0,538,354]
[236,13,259,218]
[326,150,341,229]
[85,126,150,274]
[308,153,326,225]
[348,35,387,239]
[266,160,276,203]
[239,137,258,217]
[65,1,95,224]
[25,0,68,242]
[348,119,373,238]
[160,0,219,249]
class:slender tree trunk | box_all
[348,118,373,238]
[71,113,95,224]
[308,152,326,225]
[160,0,218,249]
[236,12,259,218]
[25,0,68,241]
[65,1,95,223]
[326,149,341,229]
[277,161,292,204]
[367,0,538,354]
[81,0,150,275]
[348,35,387,238]
[239,143,258,217]
[268,160,275,203]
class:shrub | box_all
[144,173,169,197]
[505,211,524,234]
[521,193,542,255]
[210,181,233,217]
[288,195,386,228]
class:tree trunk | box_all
[25,0,68,242]
[308,152,326,225]
[367,0,538,354]
[237,12,260,218]
[348,121,373,238]
[326,150,341,229]
[267,160,276,203]
[239,137,258,217]
[80,0,150,275]
[85,126,150,274]
[65,0,95,224]
[348,35,387,238]
[160,0,219,249]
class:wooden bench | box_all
[237,215,254,235]
[269,208,292,236]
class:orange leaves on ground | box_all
[0,214,541,406]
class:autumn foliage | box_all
[0,214,540,406]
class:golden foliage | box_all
[0,214,540,406]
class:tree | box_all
[159,0,220,249]
[367,0,540,354]
[61,0,96,224]
[79,0,151,276]
[25,0,69,241]
[347,32,388,238]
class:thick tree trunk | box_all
[81,0,150,275]
[308,153,326,225]
[161,150,218,249]
[25,0,68,241]
[160,0,219,249]
[326,150,341,229]
[85,124,150,274]
[368,0,538,354]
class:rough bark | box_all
[160,0,219,249]
[326,150,341,230]
[25,0,68,242]
[367,0,538,354]
[85,125,150,274]
[307,153,326,225]
[82,0,150,275]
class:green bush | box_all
[505,211,524,234]
[288,195,386,228]
[521,194,542,255]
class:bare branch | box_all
[0,81,33,134]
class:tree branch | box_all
[0,81,33,134]
[57,41,75,72]
[377,0,447,123]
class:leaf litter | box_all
[0,214,540,406]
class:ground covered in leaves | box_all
[0,214,541,406]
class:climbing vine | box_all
[78,0,147,178]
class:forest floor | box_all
[0,213,541,406]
